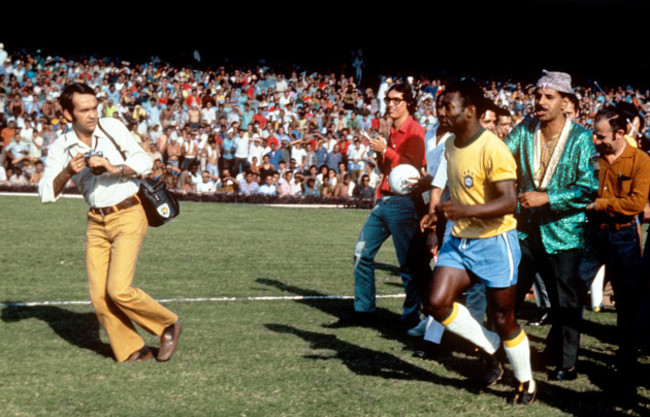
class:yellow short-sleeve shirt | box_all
[445,129,517,238]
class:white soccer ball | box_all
[388,164,420,195]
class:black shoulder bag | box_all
[98,121,179,227]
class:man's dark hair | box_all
[566,93,580,116]
[595,105,626,133]
[386,83,417,115]
[482,100,499,119]
[495,106,512,118]
[616,101,645,132]
[60,83,95,114]
[444,80,488,118]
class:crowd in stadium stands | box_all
[2,44,649,199]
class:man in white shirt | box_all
[233,129,250,175]
[259,173,278,195]
[248,136,265,167]
[38,83,181,364]
[201,101,217,126]
[196,170,217,193]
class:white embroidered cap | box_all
[536,70,574,94]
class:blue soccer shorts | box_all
[436,228,521,288]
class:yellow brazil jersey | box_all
[445,128,517,238]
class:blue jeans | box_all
[579,223,642,363]
[353,195,421,320]
[465,283,487,325]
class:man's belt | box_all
[90,195,140,217]
[593,221,635,231]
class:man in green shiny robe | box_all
[504,70,598,382]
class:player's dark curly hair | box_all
[444,80,488,119]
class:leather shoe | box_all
[157,322,182,362]
[548,367,577,381]
[526,311,550,326]
[125,346,153,362]
[508,380,536,405]
[468,351,503,386]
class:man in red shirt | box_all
[342,83,426,329]
[252,108,267,130]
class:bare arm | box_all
[420,187,445,232]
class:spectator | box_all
[196,170,218,193]
[333,173,354,198]
[259,174,278,195]
[149,158,166,181]
[290,171,305,195]
[278,170,294,196]
[303,177,320,196]
[216,168,238,192]
[353,174,375,200]
[8,164,29,185]
[0,163,7,183]
[238,170,260,195]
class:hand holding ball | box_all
[388,164,420,195]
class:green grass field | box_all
[0,195,648,416]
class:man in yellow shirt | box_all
[422,81,535,405]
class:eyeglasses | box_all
[384,97,405,105]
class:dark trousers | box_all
[641,232,650,353]
[233,157,249,175]
[579,223,642,367]
[518,232,582,369]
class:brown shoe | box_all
[157,322,182,362]
[125,346,153,363]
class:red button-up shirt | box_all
[377,115,426,197]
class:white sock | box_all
[441,302,500,355]
[503,329,535,392]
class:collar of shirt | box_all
[390,115,415,138]
[600,141,636,167]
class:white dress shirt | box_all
[39,118,153,208]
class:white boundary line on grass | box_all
[0,192,84,199]
[0,193,350,208]
[0,294,405,307]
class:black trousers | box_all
[579,223,642,366]
[517,232,582,369]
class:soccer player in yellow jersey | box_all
[422,81,535,405]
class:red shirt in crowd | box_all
[266,135,279,149]
[253,113,267,129]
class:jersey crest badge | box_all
[464,171,474,188]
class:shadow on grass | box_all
[265,323,466,389]
[257,277,482,362]
[257,279,649,415]
[580,315,618,346]
[1,303,113,359]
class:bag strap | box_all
[97,120,156,194]
[97,120,127,161]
